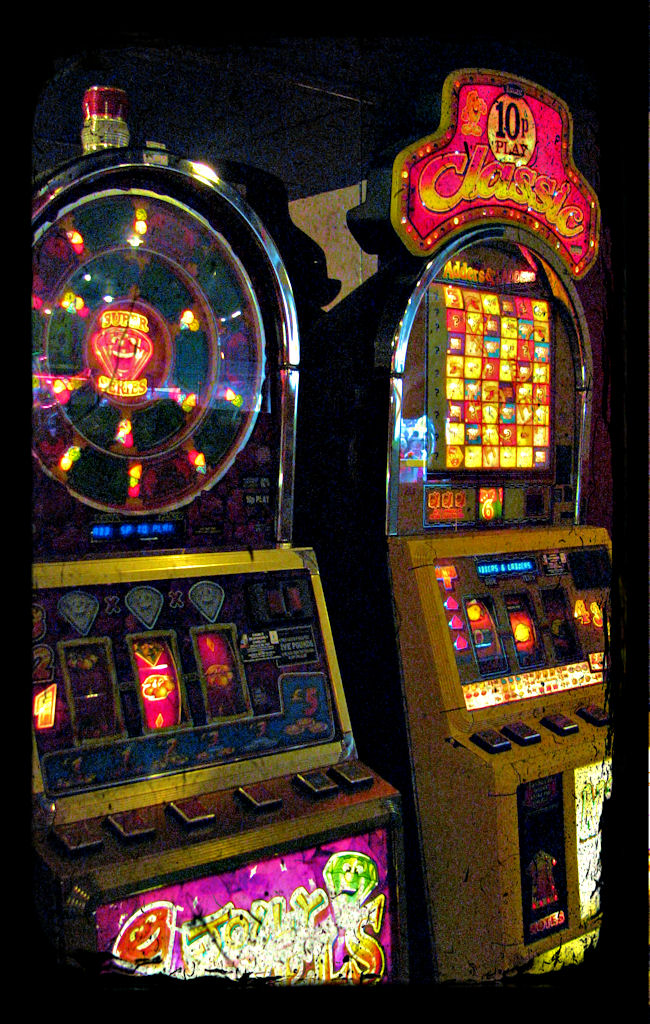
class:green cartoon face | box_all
[323,852,379,906]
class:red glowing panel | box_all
[130,635,183,731]
[434,564,458,590]
[390,69,600,278]
[425,488,468,523]
[192,626,250,721]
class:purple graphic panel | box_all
[96,827,395,983]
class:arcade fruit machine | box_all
[30,86,407,986]
[303,68,613,983]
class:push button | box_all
[470,728,511,753]
[107,809,156,841]
[541,713,579,736]
[500,720,541,745]
[329,761,374,788]
[167,797,216,828]
[237,783,282,812]
[294,769,339,797]
[576,704,609,727]
[53,820,104,854]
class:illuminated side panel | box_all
[518,774,569,945]
[95,829,394,983]
[574,759,612,923]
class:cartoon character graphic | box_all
[461,89,487,136]
[112,901,177,974]
[323,851,386,981]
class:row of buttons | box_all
[470,703,609,753]
[50,761,375,854]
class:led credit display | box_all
[428,284,551,473]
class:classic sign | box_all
[390,69,600,278]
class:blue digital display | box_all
[90,521,181,542]
[476,557,536,578]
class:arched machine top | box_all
[385,223,596,535]
[32,148,300,553]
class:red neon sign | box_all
[390,69,600,278]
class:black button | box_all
[576,704,609,727]
[501,721,541,745]
[541,713,579,736]
[470,728,511,753]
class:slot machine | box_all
[31,87,407,985]
[299,68,612,983]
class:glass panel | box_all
[32,190,265,515]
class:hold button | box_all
[576,704,609,727]
[470,728,511,753]
[541,713,579,736]
[107,809,156,841]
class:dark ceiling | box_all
[30,30,627,202]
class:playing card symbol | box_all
[189,581,224,623]
[57,591,99,635]
[125,586,164,628]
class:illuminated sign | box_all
[90,309,153,397]
[391,69,600,278]
[95,830,394,983]
[478,487,503,522]
[86,299,173,406]
[462,658,603,710]
[476,556,535,577]
[425,486,469,523]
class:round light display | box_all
[32,189,266,514]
